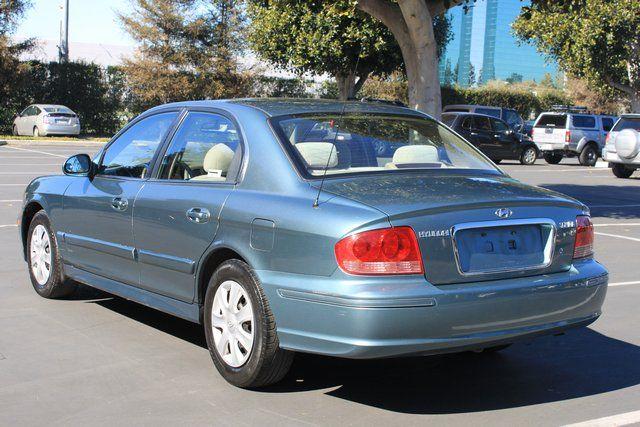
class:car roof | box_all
[619,114,640,118]
[33,104,72,110]
[444,104,502,110]
[150,98,427,119]
[442,112,503,120]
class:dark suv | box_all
[442,112,538,165]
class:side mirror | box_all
[63,154,93,176]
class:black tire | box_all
[579,144,598,167]
[204,259,293,388]
[26,211,76,298]
[33,126,40,137]
[12,125,18,136]
[543,152,563,164]
[519,146,537,165]
[611,163,635,179]
[472,344,512,354]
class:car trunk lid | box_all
[321,172,585,284]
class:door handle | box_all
[470,132,478,136]
[186,207,211,224]
[111,197,128,211]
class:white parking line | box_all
[0,224,17,228]
[0,199,21,202]
[609,280,640,287]
[595,232,640,243]
[563,409,640,427]
[0,184,28,186]
[590,204,640,208]
[2,146,68,158]
[512,168,611,173]
[594,223,640,227]
[0,172,53,175]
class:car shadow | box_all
[541,184,640,219]
[78,288,640,415]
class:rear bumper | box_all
[259,259,608,358]
[42,123,80,135]
[602,148,640,166]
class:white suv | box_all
[602,114,640,178]
[532,110,617,166]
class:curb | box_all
[0,139,107,147]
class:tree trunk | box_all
[336,72,369,101]
[356,0,459,118]
[630,93,640,113]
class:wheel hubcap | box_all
[525,149,535,163]
[30,224,52,285]
[211,280,254,367]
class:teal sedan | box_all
[19,99,608,388]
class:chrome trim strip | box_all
[277,289,437,308]
[450,218,557,277]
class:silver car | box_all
[602,114,640,178]
[532,110,617,166]
[12,104,81,137]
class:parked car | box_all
[20,99,608,388]
[12,104,81,137]
[442,112,538,165]
[602,114,640,178]
[531,108,617,166]
[443,104,524,130]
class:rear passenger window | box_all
[472,116,492,130]
[461,116,473,130]
[158,112,242,182]
[536,114,567,128]
[612,118,640,132]
[572,115,596,128]
[98,112,178,178]
[601,118,614,132]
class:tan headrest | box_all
[392,145,439,165]
[203,144,234,176]
[296,142,338,168]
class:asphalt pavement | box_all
[1,144,639,426]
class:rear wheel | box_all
[204,259,293,388]
[12,125,18,136]
[543,152,563,164]
[579,144,598,166]
[27,211,76,298]
[611,163,635,179]
[520,146,537,165]
[33,126,40,137]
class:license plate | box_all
[541,144,554,151]
[55,119,68,124]
[545,128,553,134]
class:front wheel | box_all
[204,260,293,388]
[579,144,598,166]
[520,146,537,165]
[611,163,635,179]
[543,152,563,164]
[27,211,76,298]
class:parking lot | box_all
[0,143,639,426]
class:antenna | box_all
[313,45,363,208]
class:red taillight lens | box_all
[565,130,571,143]
[573,215,594,259]
[335,226,424,275]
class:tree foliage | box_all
[247,0,451,100]
[119,0,250,110]
[513,0,640,111]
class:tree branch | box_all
[605,76,635,96]
[356,0,412,49]
[354,71,370,95]
[428,0,466,17]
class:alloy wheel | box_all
[30,224,52,285]
[523,148,536,164]
[211,280,255,367]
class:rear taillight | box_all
[43,115,53,124]
[565,130,571,143]
[573,215,594,259]
[605,133,611,145]
[335,226,423,275]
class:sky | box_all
[16,0,134,46]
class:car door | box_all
[132,110,242,302]
[471,115,497,158]
[16,106,33,135]
[457,115,478,145]
[490,117,518,159]
[59,111,179,286]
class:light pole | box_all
[59,0,69,63]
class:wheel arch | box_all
[21,201,45,260]
[196,244,250,315]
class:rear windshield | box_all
[271,113,499,178]
[612,117,640,132]
[536,114,567,128]
[43,106,74,114]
